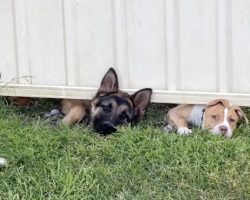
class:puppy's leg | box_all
[164,114,177,132]
[60,99,90,125]
[165,112,192,135]
[164,124,176,132]
[62,105,87,125]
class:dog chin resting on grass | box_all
[52,68,152,135]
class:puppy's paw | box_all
[164,124,175,132]
[177,127,192,135]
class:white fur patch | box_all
[212,108,233,138]
[188,105,205,126]
[177,127,192,135]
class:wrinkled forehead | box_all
[205,103,225,114]
[205,103,238,119]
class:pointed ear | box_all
[131,88,152,121]
[234,106,248,124]
[97,68,118,96]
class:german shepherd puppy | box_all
[60,68,152,134]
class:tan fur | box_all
[91,94,133,121]
[8,97,36,107]
[227,107,241,131]
[117,105,130,115]
[232,105,248,124]
[203,100,248,132]
[205,99,230,108]
[166,98,248,137]
[166,104,195,129]
[203,103,228,130]
[61,99,90,125]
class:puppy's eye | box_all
[119,112,128,121]
[211,115,218,120]
[102,105,112,113]
[229,118,236,123]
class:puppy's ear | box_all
[233,106,248,124]
[131,88,152,122]
[97,68,118,96]
[205,99,230,109]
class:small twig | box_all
[0,75,34,97]
[0,75,34,89]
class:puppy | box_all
[164,99,248,138]
[7,97,36,107]
[60,68,152,134]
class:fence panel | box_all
[1,0,250,105]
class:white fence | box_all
[1,0,250,105]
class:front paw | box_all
[177,127,192,135]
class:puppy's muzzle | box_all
[219,125,228,135]
[100,121,117,134]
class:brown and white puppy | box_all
[164,99,248,138]
[59,68,152,134]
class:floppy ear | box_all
[131,88,152,122]
[234,106,248,124]
[97,68,118,96]
[205,99,230,109]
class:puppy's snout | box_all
[103,121,114,128]
[219,125,228,134]
[102,121,117,134]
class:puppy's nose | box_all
[103,121,114,128]
[102,121,117,134]
[219,125,228,134]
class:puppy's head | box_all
[91,68,152,134]
[202,99,248,138]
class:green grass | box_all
[0,98,250,200]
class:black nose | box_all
[101,121,117,134]
[219,125,228,134]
